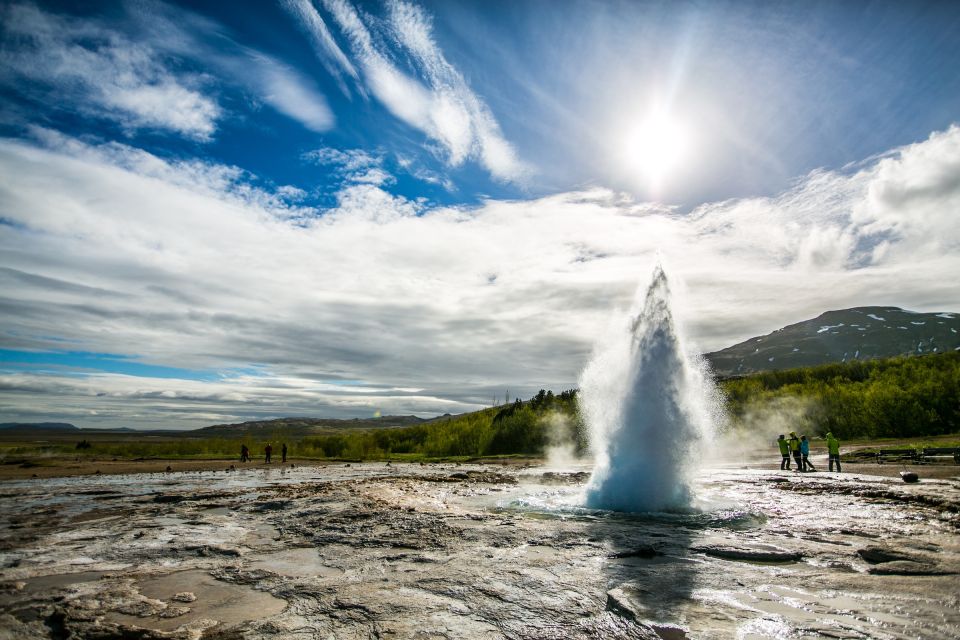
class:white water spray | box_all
[581,265,719,512]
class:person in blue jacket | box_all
[800,435,815,472]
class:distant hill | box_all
[195,415,426,437]
[706,306,959,377]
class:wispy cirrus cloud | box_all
[283,0,528,183]
[0,2,335,140]
[0,2,221,140]
[384,0,527,182]
[280,0,363,98]
[236,52,334,133]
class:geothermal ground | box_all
[1,461,959,639]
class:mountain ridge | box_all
[705,306,959,377]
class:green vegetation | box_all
[720,352,960,439]
[1,436,247,460]
[298,389,583,459]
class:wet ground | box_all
[1,461,958,639]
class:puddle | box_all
[243,522,279,546]
[108,569,286,632]
[248,548,343,578]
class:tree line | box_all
[720,352,960,439]
[298,388,584,459]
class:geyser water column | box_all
[582,265,718,512]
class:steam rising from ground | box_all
[714,396,815,463]
[581,266,721,512]
[543,411,579,468]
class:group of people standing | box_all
[239,442,287,464]
[777,432,842,472]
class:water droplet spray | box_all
[581,264,719,512]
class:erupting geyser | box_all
[581,265,719,512]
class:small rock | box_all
[606,587,640,621]
[171,592,196,603]
[650,623,688,640]
[159,605,190,618]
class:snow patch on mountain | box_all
[818,323,845,333]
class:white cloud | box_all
[385,0,527,181]
[280,0,362,98]
[241,52,334,133]
[0,3,221,140]
[1,125,959,427]
[854,125,960,256]
[305,147,382,172]
[304,146,395,186]
[284,0,528,183]
[0,2,336,138]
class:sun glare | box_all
[622,109,690,192]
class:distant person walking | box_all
[240,444,249,463]
[800,435,815,471]
[265,443,273,464]
[788,432,802,472]
[778,435,791,470]
[826,432,842,472]
[281,443,288,463]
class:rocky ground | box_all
[1,460,958,639]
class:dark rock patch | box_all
[693,544,802,563]
[610,545,660,559]
[857,546,916,564]
[866,561,956,576]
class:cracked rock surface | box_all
[1,463,959,639]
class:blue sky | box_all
[1,0,959,428]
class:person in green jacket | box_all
[826,432,841,472]
[777,434,791,470]
[788,432,802,471]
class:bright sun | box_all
[622,109,690,191]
